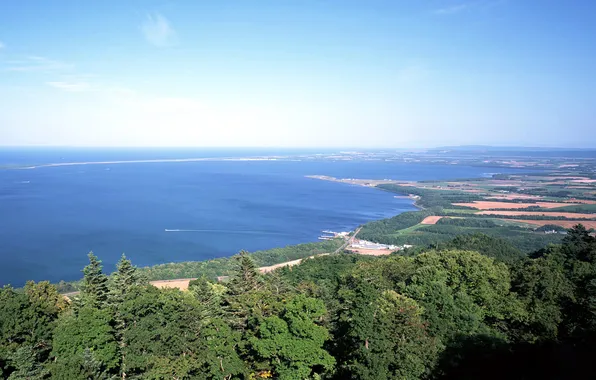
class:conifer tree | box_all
[109,254,144,306]
[8,345,48,380]
[108,254,145,380]
[224,250,267,330]
[227,250,262,295]
[80,252,109,309]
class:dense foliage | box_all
[3,226,596,379]
[359,210,563,253]
[55,240,343,293]
[139,240,343,281]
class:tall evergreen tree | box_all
[227,250,262,295]
[108,254,144,380]
[7,345,48,380]
[80,252,109,309]
[224,250,270,330]
[109,254,144,306]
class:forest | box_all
[356,210,564,253]
[2,225,596,379]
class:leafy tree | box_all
[334,277,438,379]
[561,224,596,262]
[510,250,573,341]
[436,233,524,263]
[249,295,335,379]
[0,282,65,378]
[119,286,204,378]
[200,319,247,379]
[50,307,119,379]
[403,250,525,341]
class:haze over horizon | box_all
[1,1,595,148]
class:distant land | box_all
[1,146,595,287]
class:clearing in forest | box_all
[420,216,443,224]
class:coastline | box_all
[24,159,596,290]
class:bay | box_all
[0,148,521,286]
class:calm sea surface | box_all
[0,148,524,286]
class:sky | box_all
[0,0,595,148]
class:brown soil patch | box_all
[421,216,443,224]
[478,211,596,218]
[259,258,303,273]
[346,248,393,256]
[150,278,196,291]
[259,253,331,273]
[454,201,580,210]
[510,220,596,229]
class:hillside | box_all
[2,225,596,379]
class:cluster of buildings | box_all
[349,239,413,251]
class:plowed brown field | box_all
[421,216,443,224]
[454,201,579,210]
[510,220,596,229]
[478,211,595,218]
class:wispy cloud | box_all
[434,3,474,15]
[46,79,136,96]
[141,12,176,47]
[434,0,505,15]
[7,56,73,72]
[0,41,4,49]
[46,81,93,92]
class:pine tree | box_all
[8,345,48,380]
[81,348,105,380]
[109,254,144,380]
[80,252,109,309]
[189,277,224,322]
[109,254,144,306]
[224,250,265,330]
[227,250,262,295]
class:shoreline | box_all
[13,156,283,170]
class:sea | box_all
[0,148,525,287]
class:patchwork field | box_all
[511,220,596,229]
[454,201,579,210]
[478,211,596,218]
[420,216,443,224]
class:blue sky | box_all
[0,0,594,148]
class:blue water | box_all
[0,148,525,286]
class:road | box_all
[64,228,362,296]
